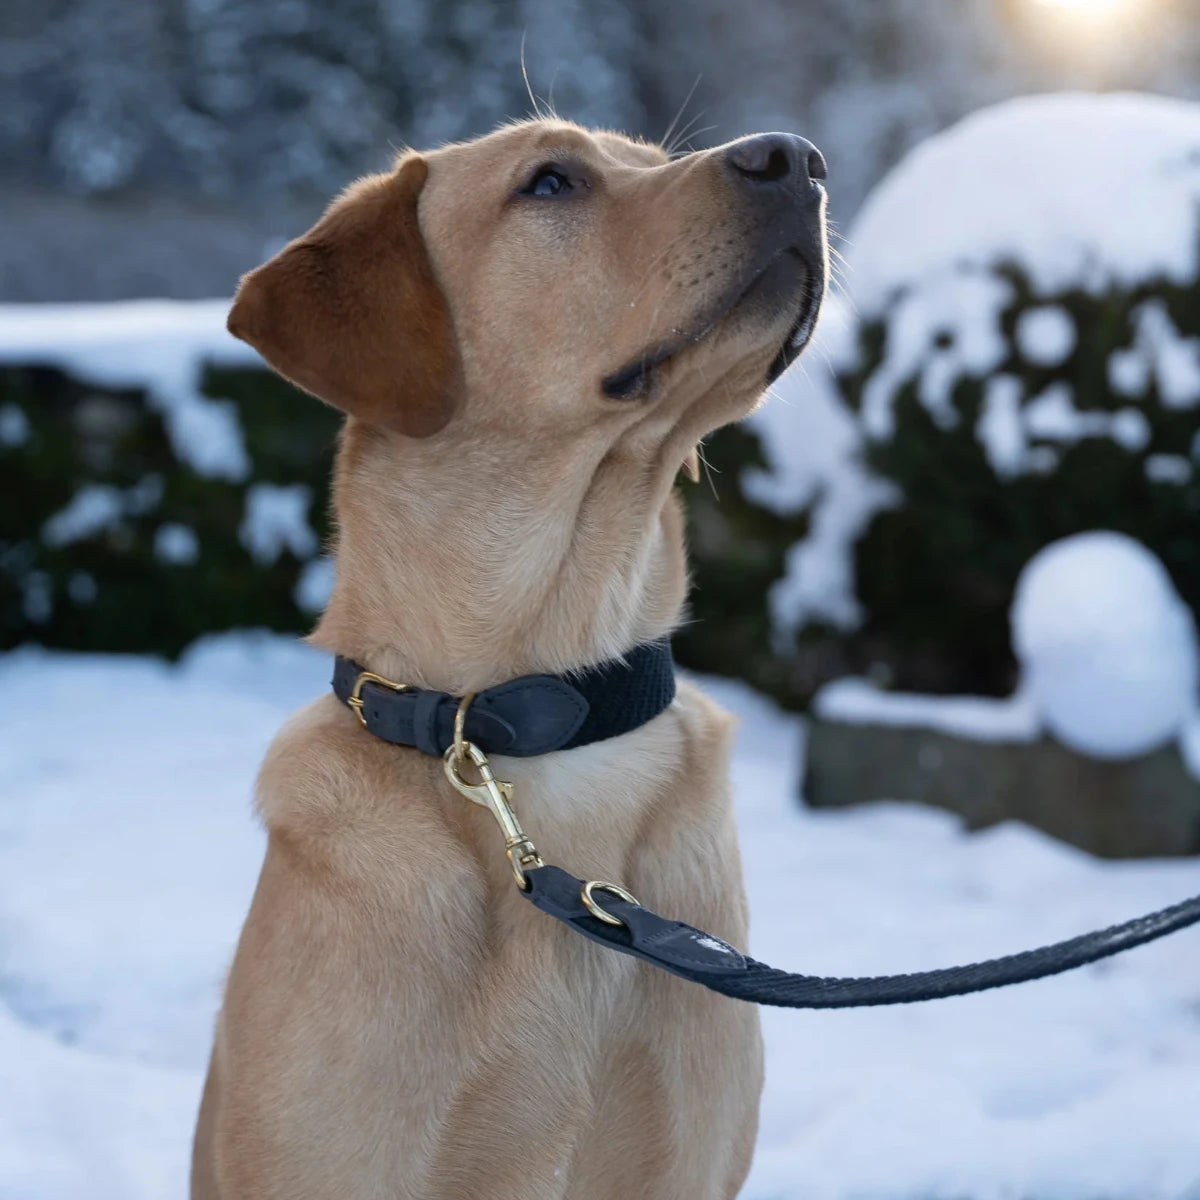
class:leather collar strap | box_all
[332,639,675,758]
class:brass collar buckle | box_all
[346,670,410,729]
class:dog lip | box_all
[766,276,823,384]
[602,241,821,401]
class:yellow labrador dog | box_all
[193,118,826,1199]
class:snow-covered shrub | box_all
[761,93,1200,700]
[0,304,339,656]
[0,301,816,671]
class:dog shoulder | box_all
[671,676,739,759]
[253,695,460,879]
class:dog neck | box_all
[309,419,689,694]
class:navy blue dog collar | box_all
[332,639,676,758]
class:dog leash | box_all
[439,724,1200,1010]
[336,658,1200,1009]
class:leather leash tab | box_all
[524,865,749,979]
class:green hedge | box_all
[1,363,339,657]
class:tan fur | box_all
[195,117,824,1199]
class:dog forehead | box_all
[421,120,666,182]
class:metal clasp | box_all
[580,880,641,927]
[443,740,544,890]
[347,670,410,728]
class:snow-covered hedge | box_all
[744,93,1200,704]
[7,93,1200,703]
[0,301,808,671]
[0,304,340,656]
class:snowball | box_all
[1011,532,1199,759]
[1016,306,1076,367]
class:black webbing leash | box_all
[520,863,1200,1009]
[337,649,1200,1010]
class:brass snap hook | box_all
[443,735,543,891]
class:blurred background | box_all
[3,1,1200,1198]
[2,0,1200,300]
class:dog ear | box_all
[227,156,459,438]
[681,446,701,483]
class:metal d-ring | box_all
[581,880,641,927]
[452,692,477,764]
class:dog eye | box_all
[522,167,573,197]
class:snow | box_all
[849,93,1200,310]
[153,523,200,565]
[41,486,126,548]
[744,297,860,516]
[0,402,30,446]
[41,476,164,548]
[1011,532,1200,760]
[745,299,897,634]
[3,634,1199,1199]
[0,301,258,481]
[1108,345,1151,397]
[977,374,1026,477]
[21,573,53,624]
[859,272,1013,442]
[67,572,98,605]
[816,677,1040,743]
[293,555,337,614]
[1124,299,1200,409]
[1022,384,1150,452]
[1016,305,1076,367]
[1109,407,1153,452]
[238,483,318,566]
[1145,454,1192,485]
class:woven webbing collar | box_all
[332,639,676,758]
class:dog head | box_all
[228,119,827,458]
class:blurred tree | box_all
[4,0,1200,300]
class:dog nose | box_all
[726,133,827,188]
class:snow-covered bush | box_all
[0,304,340,656]
[753,93,1200,702]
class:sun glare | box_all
[1031,0,1140,14]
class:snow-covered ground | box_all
[2,634,1198,1199]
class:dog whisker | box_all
[662,74,703,153]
